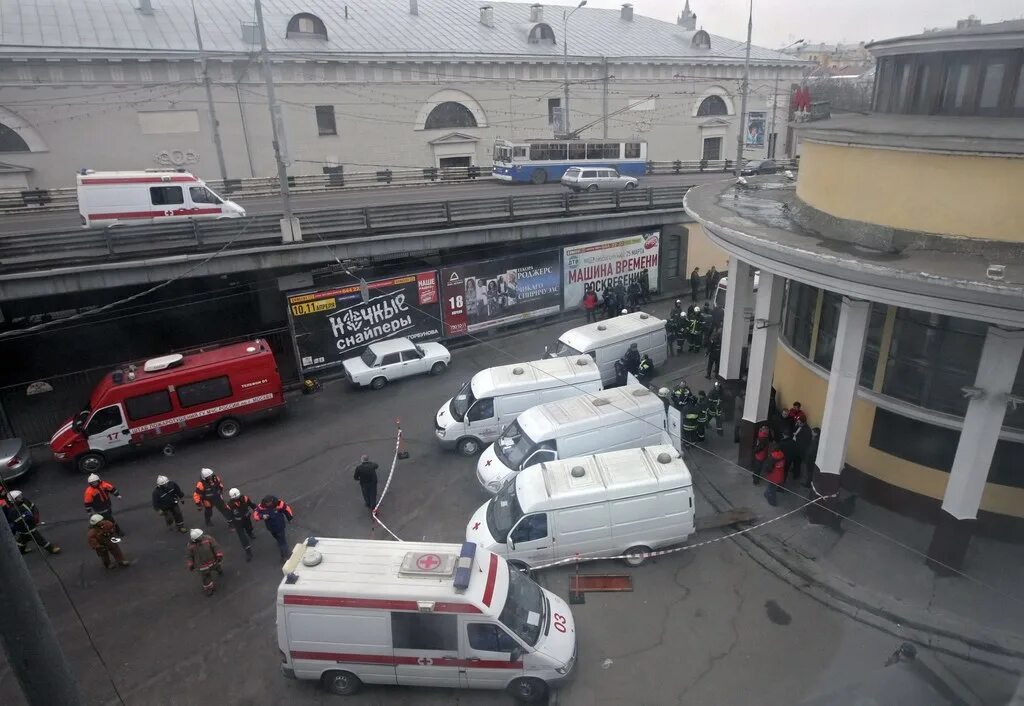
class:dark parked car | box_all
[740,159,779,176]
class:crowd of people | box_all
[751,400,820,506]
[580,270,653,323]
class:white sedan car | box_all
[342,338,450,389]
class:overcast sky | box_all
[508,0,1023,48]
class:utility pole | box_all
[769,39,804,159]
[254,0,300,242]
[561,0,586,137]
[733,0,753,177]
[602,57,609,138]
[0,520,84,705]
[192,1,229,185]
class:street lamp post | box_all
[769,39,804,158]
[562,0,587,136]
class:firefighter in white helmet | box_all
[87,514,132,569]
[151,475,187,533]
[3,489,61,555]
[83,473,124,536]
[192,467,228,526]
[225,488,257,562]
[186,528,224,596]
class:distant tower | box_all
[677,0,697,31]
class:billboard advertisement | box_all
[440,251,562,336]
[745,110,766,148]
[562,233,661,309]
[287,271,441,373]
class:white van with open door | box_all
[435,356,603,456]
[77,170,244,228]
[278,537,576,704]
[468,445,695,571]
[476,385,667,493]
[547,312,667,385]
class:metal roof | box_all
[471,356,599,400]
[0,0,806,64]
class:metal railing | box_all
[0,186,689,273]
[0,159,796,214]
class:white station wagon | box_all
[342,338,450,389]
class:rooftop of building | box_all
[866,18,1024,56]
[683,177,1024,327]
[0,0,808,64]
[794,113,1024,156]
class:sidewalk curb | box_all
[693,471,1024,674]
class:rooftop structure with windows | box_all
[684,18,1024,572]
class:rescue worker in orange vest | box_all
[763,444,787,507]
[193,467,229,526]
[186,528,224,596]
[226,488,257,562]
[83,473,124,536]
[87,514,133,569]
[751,426,771,485]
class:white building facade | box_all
[0,0,806,188]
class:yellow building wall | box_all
[796,141,1024,242]
[772,345,1024,518]
[685,224,729,275]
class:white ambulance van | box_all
[547,312,667,385]
[467,445,695,571]
[435,356,603,456]
[76,169,245,228]
[476,385,666,493]
[277,537,576,703]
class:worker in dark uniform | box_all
[353,455,380,513]
[4,490,61,555]
[602,288,615,319]
[687,306,704,353]
[253,495,294,560]
[706,329,722,379]
[83,473,124,536]
[671,382,691,410]
[681,394,700,446]
[226,488,258,562]
[152,475,187,533]
[665,318,679,357]
[627,279,642,310]
[707,380,724,436]
[690,267,701,302]
[639,270,651,304]
[193,467,229,527]
[670,299,684,320]
[623,343,641,376]
[637,354,654,385]
[696,391,709,443]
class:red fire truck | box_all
[50,339,285,473]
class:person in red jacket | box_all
[751,426,770,485]
[763,444,786,506]
[786,402,808,426]
[582,287,599,323]
[83,474,124,536]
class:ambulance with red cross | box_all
[277,537,577,703]
[76,169,245,228]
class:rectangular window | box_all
[547,98,561,125]
[1015,64,1024,112]
[315,105,337,136]
[978,61,1005,109]
[176,376,232,408]
[782,281,818,357]
[940,56,976,114]
[150,186,184,206]
[858,304,888,388]
[391,612,458,651]
[468,623,519,653]
[513,146,527,158]
[873,57,894,111]
[124,389,173,421]
[892,59,913,113]
[624,142,641,159]
[813,292,842,368]
[910,62,934,114]
[189,186,222,204]
[568,142,586,160]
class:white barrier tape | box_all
[371,423,404,541]
[528,494,833,572]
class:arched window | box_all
[528,23,556,44]
[697,95,728,116]
[424,102,478,130]
[0,123,29,152]
[286,13,328,40]
[691,30,711,50]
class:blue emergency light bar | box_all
[306,536,319,547]
[453,542,477,591]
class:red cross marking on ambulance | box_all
[485,459,492,466]
[472,522,481,530]
[416,553,441,571]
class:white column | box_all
[941,328,1024,519]
[815,298,871,476]
[742,272,784,423]
[720,259,754,380]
